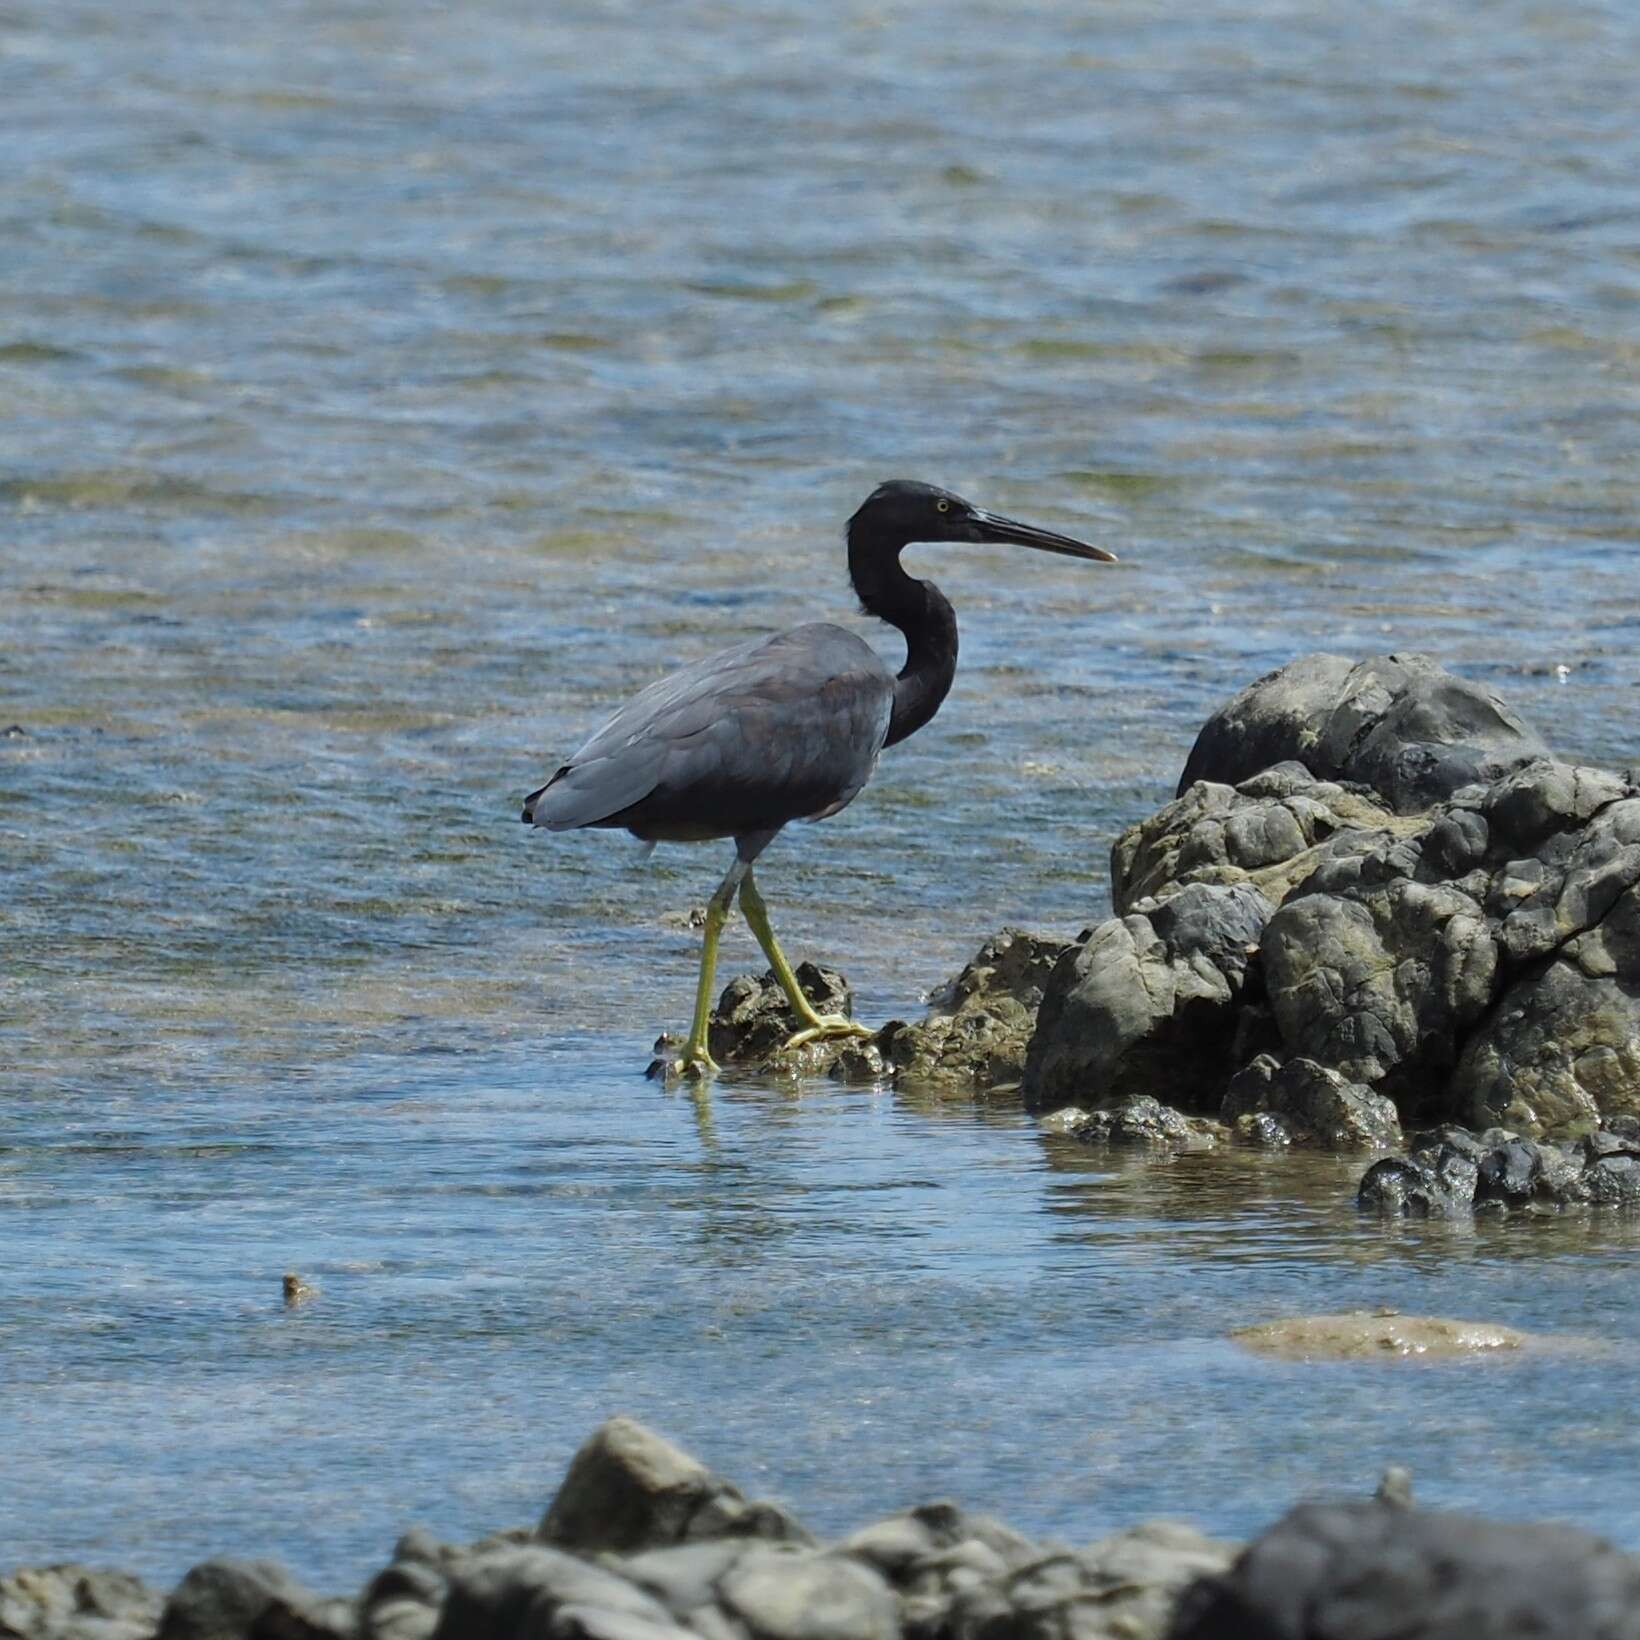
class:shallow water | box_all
[5,0,1640,1590]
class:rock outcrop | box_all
[1023,882,1273,1114]
[1022,654,1640,1145]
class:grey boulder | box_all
[1168,1499,1640,1639]
[1177,652,1548,815]
[1023,882,1274,1114]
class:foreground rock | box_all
[0,1564,163,1640]
[1230,1311,1529,1360]
[1170,1499,1640,1639]
[21,1419,1640,1640]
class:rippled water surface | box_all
[6,0,1640,1589]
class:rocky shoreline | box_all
[689,652,1640,1217]
[12,1417,1640,1640]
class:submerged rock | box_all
[1230,1311,1529,1361]
[1169,1499,1640,1640]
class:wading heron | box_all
[522,480,1116,1076]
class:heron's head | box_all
[850,479,1116,562]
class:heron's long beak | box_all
[969,508,1117,563]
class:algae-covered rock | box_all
[1112,764,1406,915]
[877,929,1073,1091]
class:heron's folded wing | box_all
[526,625,892,831]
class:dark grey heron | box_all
[522,480,1116,1077]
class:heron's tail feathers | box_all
[521,754,660,831]
[520,770,569,826]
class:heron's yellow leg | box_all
[739,871,874,1050]
[672,886,732,1078]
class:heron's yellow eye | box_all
[936,499,950,513]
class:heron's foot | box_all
[782,1014,875,1053]
[646,1033,721,1081]
[669,1041,721,1079]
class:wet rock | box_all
[877,930,1074,1091]
[1048,1094,1220,1150]
[1113,765,1405,915]
[1230,1311,1529,1360]
[706,965,855,1067]
[1361,1122,1640,1216]
[0,1564,164,1640]
[539,1418,812,1556]
[1357,1133,1483,1217]
[158,1558,352,1640]
[1177,651,1549,815]
[1223,1056,1402,1151]
[1168,1500,1640,1639]
[1022,882,1273,1114]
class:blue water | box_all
[6,0,1640,1592]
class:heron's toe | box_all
[670,1049,721,1079]
[783,1015,875,1052]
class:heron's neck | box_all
[847,521,958,749]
